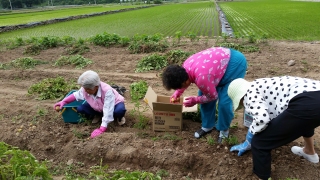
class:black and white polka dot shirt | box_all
[244,76,320,134]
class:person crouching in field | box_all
[162,47,248,142]
[54,70,126,138]
[228,76,320,180]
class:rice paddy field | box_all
[0,1,219,39]
[219,0,320,41]
[0,0,319,41]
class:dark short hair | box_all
[162,65,189,90]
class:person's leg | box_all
[304,136,316,155]
[215,49,247,138]
[252,91,320,179]
[194,90,217,138]
[113,102,126,121]
[216,84,233,139]
[77,102,101,119]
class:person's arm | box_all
[194,74,219,103]
[54,90,81,111]
[90,89,115,138]
[73,88,85,101]
[101,89,116,128]
[245,95,270,135]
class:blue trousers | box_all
[199,48,247,131]
[77,102,126,121]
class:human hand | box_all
[230,140,251,156]
[170,94,181,103]
[54,101,66,112]
[230,130,253,156]
[183,97,197,107]
[90,126,107,138]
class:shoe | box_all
[194,128,212,139]
[118,117,126,125]
[291,146,319,163]
[218,130,229,144]
[92,116,101,124]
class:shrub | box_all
[54,55,93,69]
[0,57,46,69]
[166,49,193,65]
[135,54,167,72]
[28,76,78,100]
[0,142,51,179]
[130,80,148,100]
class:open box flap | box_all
[143,86,157,110]
[182,97,198,112]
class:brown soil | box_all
[1,38,320,180]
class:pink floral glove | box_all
[183,97,197,107]
[90,126,107,138]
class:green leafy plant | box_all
[0,142,51,179]
[130,80,148,100]
[166,49,193,65]
[66,39,90,55]
[224,135,239,146]
[135,54,167,72]
[72,129,90,139]
[54,55,93,69]
[216,42,259,53]
[89,32,122,47]
[156,169,169,177]
[32,106,49,123]
[131,100,149,130]
[28,76,78,100]
[174,31,183,44]
[0,57,46,69]
[185,31,198,42]
[206,136,216,146]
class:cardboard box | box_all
[243,110,253,128]
[144,86,198,132]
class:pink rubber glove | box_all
[183,96,197,107]
[170,91,181,103]
[54,94,76,111]
[91,126,107,138]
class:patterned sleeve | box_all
[245,93,271,134]
[194,74,219,103]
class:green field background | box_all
[0,2,219,40]
[1,0,320,41]
[219,0,320,41]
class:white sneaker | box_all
[291,146,319,163]
[92,116,101,124]
[118,117,126,125]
